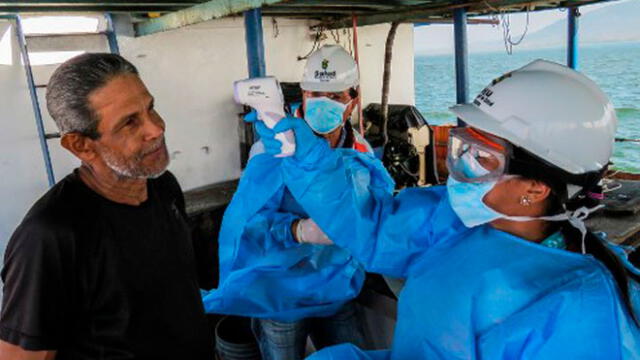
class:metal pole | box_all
[105,13,120,55]
[243,8,266,78]
[241,8,266,158]
[567,7,579,70]
[4,15,56,187]
[453,7,469,126]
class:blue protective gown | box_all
[201,135,394,322]
[276,142,640,359]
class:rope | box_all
[297,24,324,61]
[382,22,401,145]
[272,18,279,38]
[484,1,531,55]
[330,28,340,43]
[345,27,353,55]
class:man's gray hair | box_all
[46,53,139,139]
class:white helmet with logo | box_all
[450,59,617,176]
[300,45,359,92]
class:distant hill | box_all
[503,0,640,49]
[413,0,639,55]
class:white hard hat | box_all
[450,59,617,175]
[300,45,359,92]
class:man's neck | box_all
[77,163,148,206]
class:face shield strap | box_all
[503,204,604,254]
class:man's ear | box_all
[343,101,357,123]
[524,179,552,205]
[61,133,98,163]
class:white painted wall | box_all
[0,20,51,250]
[0,15,415,259]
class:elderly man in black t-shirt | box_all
[0,54,214,360]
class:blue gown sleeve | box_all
[242,186,300,250]
[281,143,447,279]
[205,152,366,321]
[225,183,307,276]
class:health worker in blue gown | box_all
[255,59,640,359]
[202,45,390,360]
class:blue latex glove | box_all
[272,114,325,161]
[243,110,284,155]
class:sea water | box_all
[415,41,640,172]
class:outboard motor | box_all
[363,104,445,189]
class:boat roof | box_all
[0,0,619,35]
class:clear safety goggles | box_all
[446,127,510,183]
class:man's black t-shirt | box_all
[0,171,214,359]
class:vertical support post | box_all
[244,8,266,78]
[352,14,365,136]
[453,7,469,126]
[567,7,579,70]
[14,15,55,187]
[241,8,266,163]
[105,13,120,55]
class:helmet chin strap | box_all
[500,204,604,254]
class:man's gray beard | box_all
[101,146,169,180]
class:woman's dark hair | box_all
[554,194,638,324]
[513,145,640,326]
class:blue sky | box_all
[414,0,629,55]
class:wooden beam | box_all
[135,0,287,36]
[263,6,375,15]
[413,18,499,24]
[274,0,396,9]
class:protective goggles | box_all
[446,127,510,183]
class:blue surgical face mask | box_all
[454,150,492,179]
[446,176,501,228]
[304,97,348,134]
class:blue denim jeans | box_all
[251,301,369,360]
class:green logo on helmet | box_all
[321,59,329,70]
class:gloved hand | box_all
[243,110,284,155]
[294,218,333,245]
[271,114,325,161]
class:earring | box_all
[520,196,532,207]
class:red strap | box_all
[353,141,369,153]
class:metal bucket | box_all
[215,315,261,360]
